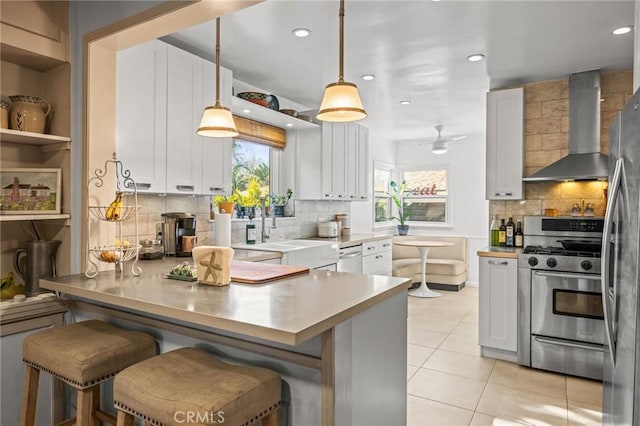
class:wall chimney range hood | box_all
[522,70,609,182]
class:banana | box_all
[1,272,24,299]
[105,192,123,221]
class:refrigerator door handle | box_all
[601,158,623,365]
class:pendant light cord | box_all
[215,17,221,107]
[338,0,345,83]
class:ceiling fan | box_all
[420,125,466,154]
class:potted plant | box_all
[235,178,262,218]
[214,194,237,216]
[270,188,293,217]
[387,180,411,235]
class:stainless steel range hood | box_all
[523,70,609,182]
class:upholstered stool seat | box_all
[22,319,156,426]
[114,347,281,426]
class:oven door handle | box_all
[533,271,601,281]
[601,158,623,365]
[534,336,604,353]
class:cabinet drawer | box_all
[377,239,392,252]
[363,251,391,274]
[362,241,378,255]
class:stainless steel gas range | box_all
[517,216,604,380]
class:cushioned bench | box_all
[392,236,467,291]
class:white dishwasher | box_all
[337,245,362,273]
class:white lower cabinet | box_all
[479,257,518,352]
[362,239,392,276]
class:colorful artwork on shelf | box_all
[0,168,62,214]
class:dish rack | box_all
[85,154,141,278]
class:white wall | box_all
[395,137,488,285]
[349,132,397,234]
[635,0,640,91]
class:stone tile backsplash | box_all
[122,194,351,245]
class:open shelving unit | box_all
[0,214,70,222]
[0,129,71,152]
[232,96,319,130]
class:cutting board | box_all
[230,261,309,284]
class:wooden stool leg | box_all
[77,388,94,426]
[261,410,279,426]
[21,365,40,426]
[115,411,134,426]
[91,385,101,426]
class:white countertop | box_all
[304,233,394,248]
[40,260,410,346]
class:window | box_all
[403,168,448,223]
[232,140,270,206]
[373,165,392,223]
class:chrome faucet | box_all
[259,197,277,243]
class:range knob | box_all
[547,258,558,268]
[528,257,539,267]
[581,260,593,271]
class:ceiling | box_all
[165,0,634,146]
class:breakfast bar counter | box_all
[40,260,410,425]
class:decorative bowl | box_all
[279,109,298,117]
[236,92,280,110]
[297,114,313,122]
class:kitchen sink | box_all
[233,240,338,269]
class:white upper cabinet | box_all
[116,40,233,195]
[298,122,369,201]
[486,88,524,200]
[200,59,233,195]
[116,40,168,194]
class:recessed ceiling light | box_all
[292,28,311,38]
[286,123,294,127]
[399,100,411,105]
[612,26,632,35]
[467,54,485,62]
[242,109,251,114]
[361,74,376,81]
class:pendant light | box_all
[197,17,238,138]
[317,0,367,122]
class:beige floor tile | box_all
[419,305,470,322]
[407,364,419,382]
[408,315,460,333]
[567,400,602,426]
[407,394,474,426]
[566,376,602,407]
[408,327,448,348]
[439,332,482,356]
[461,310,479,324]
[470,412,532,426]
[408,343,436,367]
[408,367,486,410]
[489,360,567,399]
[477,383,568,426]
[450,321,479,339]
[423,349,495,381]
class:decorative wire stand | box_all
[85,154,141,278]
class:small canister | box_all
[0,100,9,129]
[139,239,164,260]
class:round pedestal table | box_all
[393,240,454,298]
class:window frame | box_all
[372,161,394,228]
[401,165,453,228]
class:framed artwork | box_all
[0,168,62,214]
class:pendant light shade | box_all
[317,0,367,122]
[197,17,238,138]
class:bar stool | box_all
[113,347,281,426]
[22,319,156,426]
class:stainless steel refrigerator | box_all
[603,89,640,426]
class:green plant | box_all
[236,178,262,206]
[270,188,293,206]
[386,180,411,225]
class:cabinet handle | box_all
[360,196,366,199]
[338,194,343,198]
[367,246,375,251]
[176,185,195,192]
[494,192,513,196]
[325,193,332,197]
[209,187,224,192]
[136,182,151,189]
[375,255,383,259]
[488,260,509,266]
[382,243,390,248]
[350,195,355,199]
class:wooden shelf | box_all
[0,213,70,222]
[1,128,70,145]
[232,97,319,130]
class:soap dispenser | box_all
[246,215,257,245]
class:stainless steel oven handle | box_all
[601,158,623,365]
[533,271,601,281]
[534,336,604,352]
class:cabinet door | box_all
[166,45,203,195]
[356,125,370,201]
[345,124,359,200]
[296,128,323,200]
[486,88,524,200]
[200,59,232,195]
[479,257,518,351]
[116,40,167,194]
[321,123,334,199]
[331,123,347,200]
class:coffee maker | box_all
[161,213,196,257]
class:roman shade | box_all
[233,115,286,150]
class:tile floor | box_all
[406,286,603,426]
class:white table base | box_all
[408,246,441,298]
